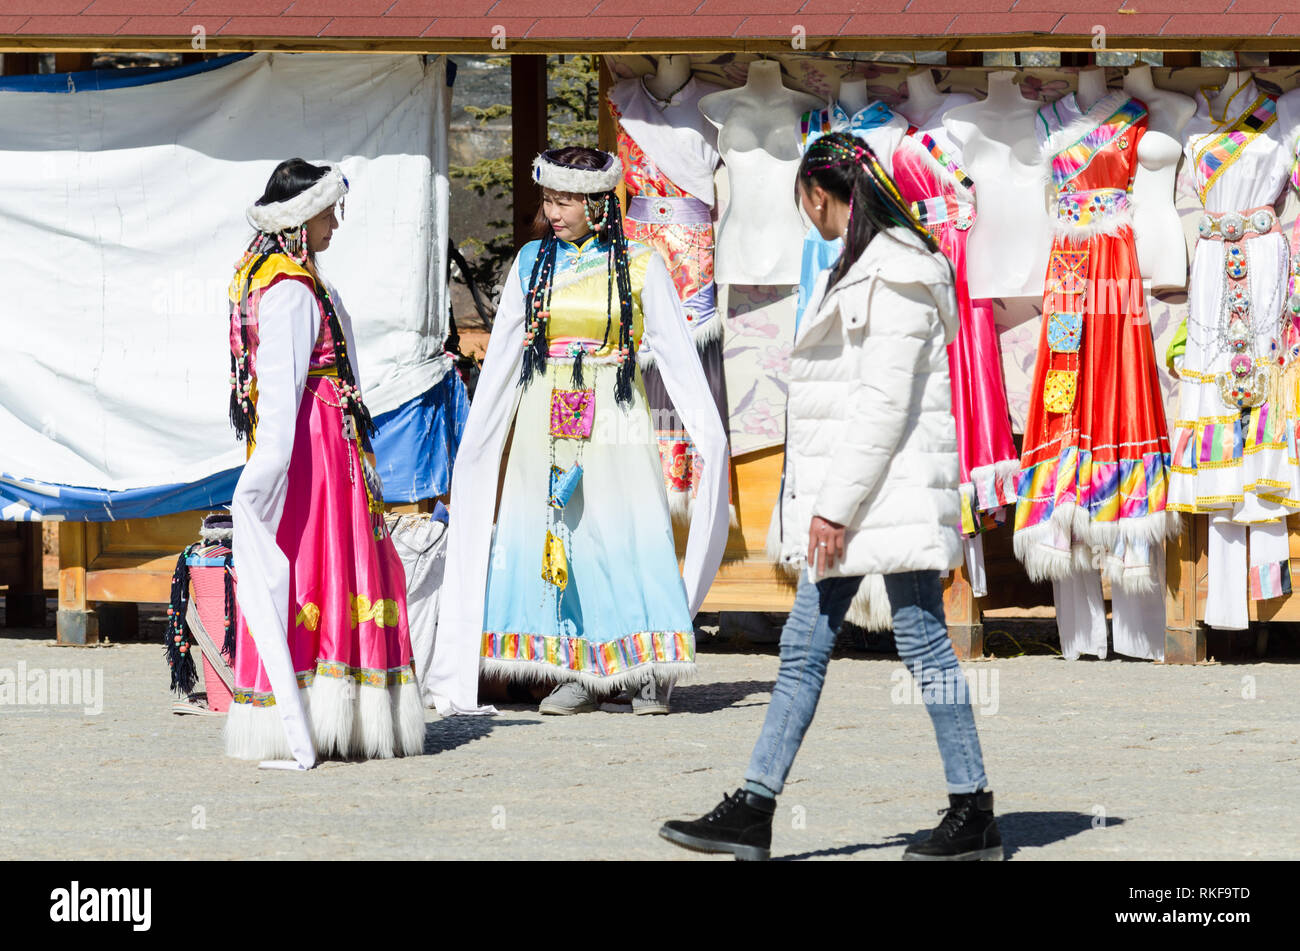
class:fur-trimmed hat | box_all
[246,164,348,234]
[532,149,622,194]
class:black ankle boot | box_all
[659,789,776,861]
[903,790,1004,861]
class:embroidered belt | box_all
[628,195,711,226]
[910,194,973,233]
[546,336,622,362]
[1201,206,1283,410]
[1055,187,1129,227]
[1196,206,1280,242]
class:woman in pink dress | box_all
[224,159,424,767]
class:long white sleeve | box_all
[230,279,319,768]
[639,251,730,614]
[428,254,527,715]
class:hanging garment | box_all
[892,120,1020,537]
[1014,91,1180,594]
[608,77,730,522]
[1165,83,1300,623]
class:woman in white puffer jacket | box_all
[662,132,1000,862]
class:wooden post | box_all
[57,523,98,645]
[511,55,548,248]
[1,53,39,76]
[944,560,983,660]
[4,523,46,627]
[1164,513,1206,664]
[596,56,616,152]
[53,53,93,74]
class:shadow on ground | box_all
[669,679,775,715]
[423,716,537,756]
[777,810,1122,861]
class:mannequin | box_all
[944,70,1051,299]
[1167,75,1300,631]
[897,69,949,128]
[607,57,729,521]
[1125,65,1195,290]
[700,59,820,286]
[836,74,870,116]
[1207,69,1251,121]
[644,54,692,102]
[1075,65,1108,111]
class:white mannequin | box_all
[1208,69,1252,121]
[1125,65,1195,290]
[700,59,820,286]
[1076,66,1108,111]
[898,69,947,127]
[644,54,693,102]
[944,70,1051,299]
[835,75,871,115]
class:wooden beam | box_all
[2,35,1297,56]
[511,55,547,248]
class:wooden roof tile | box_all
[320,16,435,37]
[740,14,853,37]
[217,14,331,34]
[629,14,746,37]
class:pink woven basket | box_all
[189,566,233,714]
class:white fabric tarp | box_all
[0,52,450,495]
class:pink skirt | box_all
[225,375,424,760]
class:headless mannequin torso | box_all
[701,59,820,286]
[1125,65,1195,290]
[643,54,692,102]
[944,70,1051,298]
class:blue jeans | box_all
[744,570,989,796]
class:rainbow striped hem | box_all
[482,629,694,680]
[1015,447,1171,532]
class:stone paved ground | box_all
[0,627,1297,861]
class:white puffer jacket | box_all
[768,225,963,578]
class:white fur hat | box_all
[246,164,348,233]
[532,149,622,194]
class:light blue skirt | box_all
[481,360,697,690]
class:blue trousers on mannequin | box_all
[743,570,989,797]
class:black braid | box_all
[163,545,198,696]
[605,196,637,406]
[229,235,277,440]
[518,193,636,405]
[316,277,378,453]
[227,233,378,452]
[221,563,237,662]
[520,233,558,391]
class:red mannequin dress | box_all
[1014,90,1178,595]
